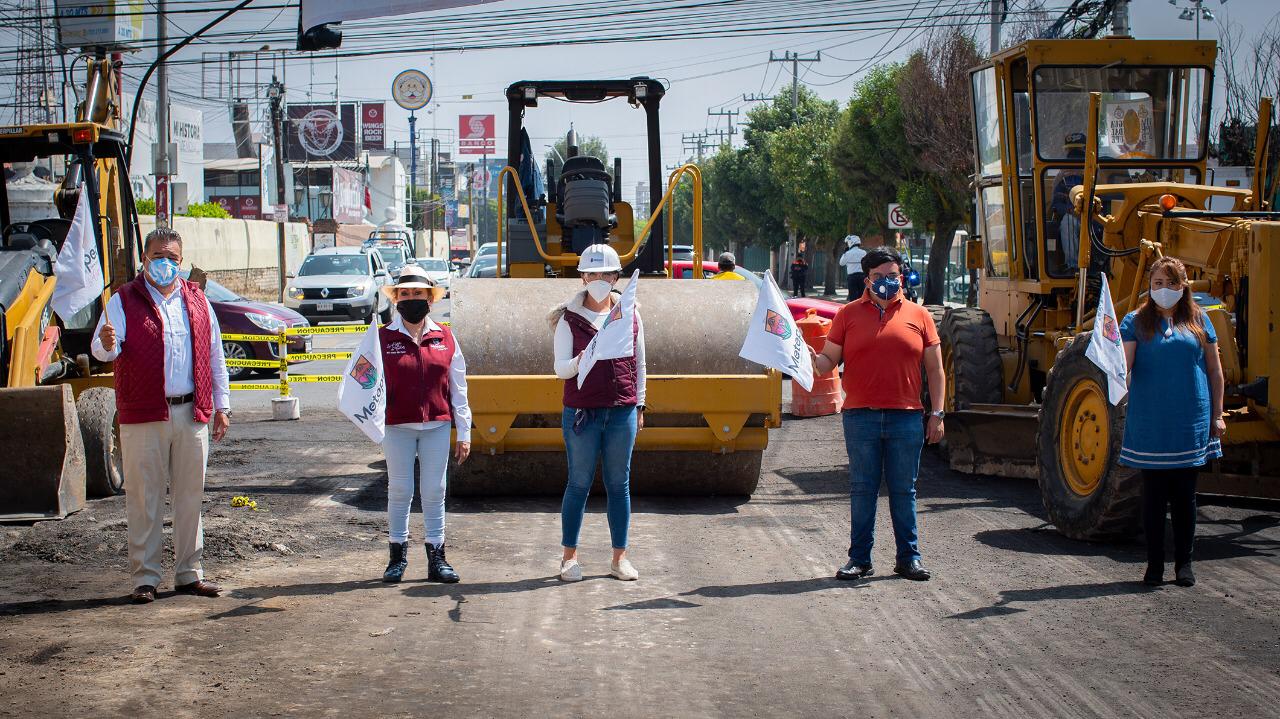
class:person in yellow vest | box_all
[711,252,745,281]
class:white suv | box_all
[285,246,392,324]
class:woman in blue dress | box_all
[1119,257,1225,588]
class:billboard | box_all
[211,196,261,220]
[459,114,495,155]
[129,99,205,204]
[55,0,145,49]
[332,166,366,224]
[361,103,385,150]
[287,103,357,161]
[444,200,458,230]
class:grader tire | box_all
[1036,331,1141,541]
[78,387,124,497]
[940,308,1002,409]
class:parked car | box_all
[417,257,454,295]
[367,240,414,280]
[666,260,841,320]
[284,246,392,324]
[670,244,696,262]
[185,272,312,382]
[467,255,499,278]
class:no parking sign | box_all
[887,203,913,229]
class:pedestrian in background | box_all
[838,235,866,302]
[378,265,471,584]
[91,228,231,604]
[550,244,646,582]
[811,246,944,582]
[790,254,809,298]
[1119,257,1224,588]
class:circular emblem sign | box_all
[298,108,344,157]
[393,69,432,111]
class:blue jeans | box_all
[383,423,451,545]
[561,406,637,550]
[843,409,925,565]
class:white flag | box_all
[50,188,105,320]
[739,272,814,391]
[302,0,501,30]
[337,321,387,443]
[1086,272,1128,405]
[577,270,639,389]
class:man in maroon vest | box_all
[91,228,231,604]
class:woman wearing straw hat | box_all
[548,243,646,582]
[377,264,471,583]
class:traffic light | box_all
[297,17,342,52]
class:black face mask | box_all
[396,299,430,324]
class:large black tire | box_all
[77,387,124,497]
[1036,331,1141,541]
[940,307,1003,409]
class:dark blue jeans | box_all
[843,409,925,565]
[560,406,637,550]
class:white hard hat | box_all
[577,243,622,273]
[845,234,862,248]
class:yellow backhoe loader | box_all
[939,38,1279,540]
[0,57,141,520]
[449,79,781,495]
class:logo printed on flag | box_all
[1101,314,1120,343]
[349,355,378,390]
[337,321,388,443]
[764,309,792,339]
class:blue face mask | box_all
[871,276,901,301]
[146,257,180,286]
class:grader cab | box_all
[942,38,1280,540]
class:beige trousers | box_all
[120,403,209,588]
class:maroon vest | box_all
[381,324,456,425]
[114,274,214,425]
[562,310,639,409]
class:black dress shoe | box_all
[1174,564,1196,587]
[427,543,459,583]
[836,559,873,580]
[1143,564,1164,586]
[893,559,931,581]
[383,541,408,583]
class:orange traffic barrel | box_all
[792,309,842,417]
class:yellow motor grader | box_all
[448,79,781,496]
[0,57,141,519]
[940,38,1279,540]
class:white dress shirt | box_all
[552,289,647,406]
[90,280,231,412]
[385,316,472,443]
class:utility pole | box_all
[408,111,418,233]
[681,132,707,162]
[268,77,288,302]
[155,0,171,228]
[989,0,1003,54]
[705,128,736,146]
[769,51,821,121]
[1112,0,1130,36]
[742,93,774,104]
[707,107,739,143]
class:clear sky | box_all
[6,0,1278,201]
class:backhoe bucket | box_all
[0,384,87,521]
[945,404,1040,479]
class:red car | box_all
[192,274,312,381]
[666,261,842,320]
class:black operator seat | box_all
[557,156,613,228]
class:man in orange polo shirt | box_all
[811,246,945,582]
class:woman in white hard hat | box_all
[547,243,646,582]
[377,265,472,584]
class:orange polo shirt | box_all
[827,291,940,410]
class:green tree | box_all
[547,134,610,174]
[832,64,913,242]
[135,197,156,215]
[183,201,232,219]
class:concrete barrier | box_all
[137,215,311,301]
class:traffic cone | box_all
[791,309,842,417]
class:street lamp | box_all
[1169,0,1226,39]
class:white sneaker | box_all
[610,558,639,581]
[559,558,583,582]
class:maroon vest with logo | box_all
[381,324,456,425]
[562,310,639,409]
[114,274,214,425]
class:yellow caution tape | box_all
[285,325,373,336]
[229,382,286,391]
[222,332,281,343]
[286,374,343,383]
[225,358,280,368]
[287,351,353,362]
[230,495,258,510]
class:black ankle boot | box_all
[427,543,459,583]
[1174,563,1196,587]
[1143,563,1163,586]
[383,541,408,583]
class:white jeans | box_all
[383,423,451,545]
[119,404,209,588]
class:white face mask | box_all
[1151,286,1183,310]
[585,279,613,303]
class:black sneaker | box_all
[383,541,408,583]
[836,559,873,580]
[893,559,931,581]
[1174,564,1195,587]
[427,543,460,583]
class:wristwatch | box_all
[217,409,233,418]
[929,410,945,419]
